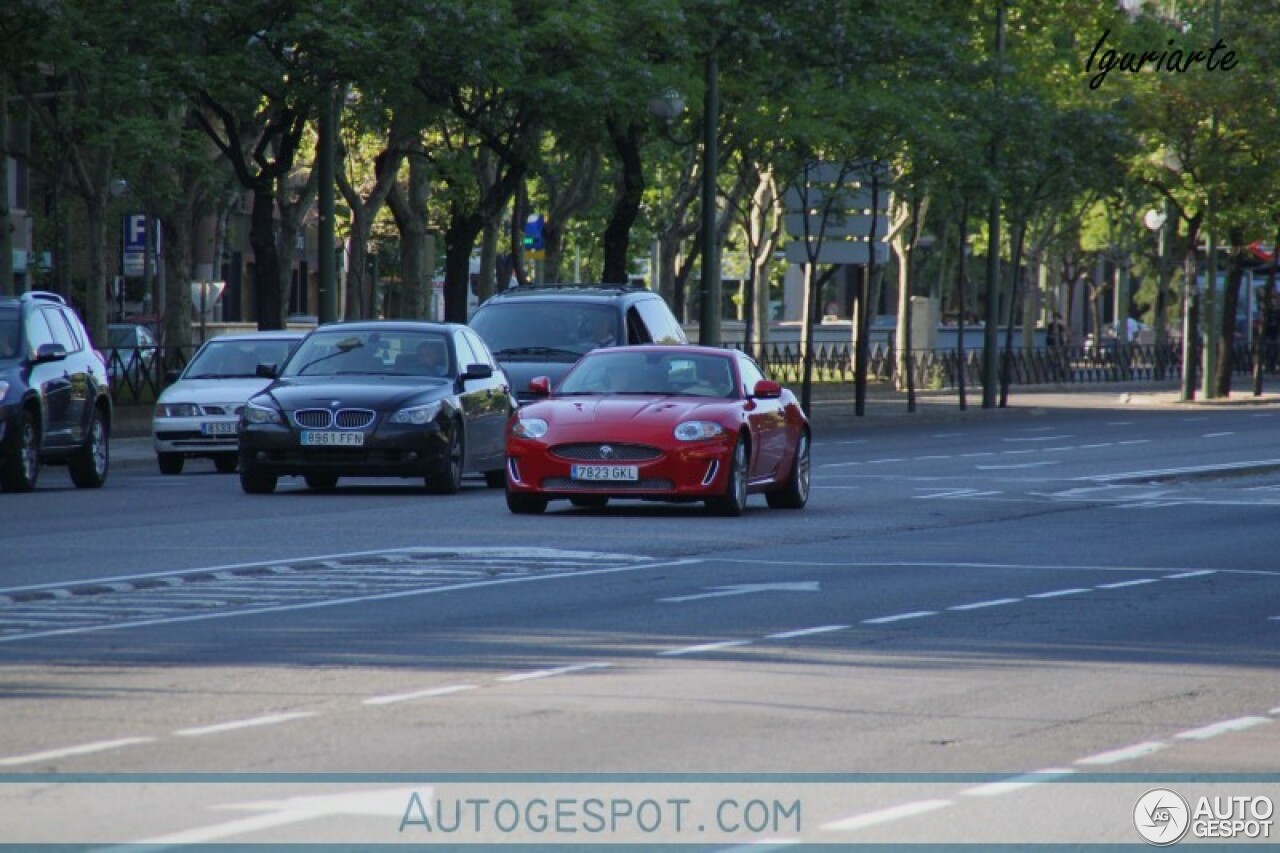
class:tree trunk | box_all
[602,117,643,284]
[160,200,194,355]
[387,149,432,319]
[249,184,284,330]
[1217,229,1246,395]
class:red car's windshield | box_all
[558,351,737,398]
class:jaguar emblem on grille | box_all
[599,445,615,460]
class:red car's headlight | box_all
[674,421,725,441]
[512,417,549,439]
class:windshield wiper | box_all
[494,346,582,360]
[297,343,363,375]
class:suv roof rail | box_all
[20,290,68,305]
[501,282,649,293]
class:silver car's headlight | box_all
[674,420,725,441]
[390,401,443,425]
[512,417,548,439]
[243,401,284,425]
[0,380,10,402]
[154,402,201,418]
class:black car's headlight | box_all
[155,402,201,418]
[390,401,443,425]
[243,401,284,425]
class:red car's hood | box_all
[532,395,730,426]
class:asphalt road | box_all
[2,390,1279,847]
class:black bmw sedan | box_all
[238,321,515,494]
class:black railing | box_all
[107,346,193,403]
[734,340,1266,391]
[111,340,1269,403]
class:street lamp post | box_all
[648,52,720,347]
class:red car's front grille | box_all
[541,477,674,491]
[550,443,663,462]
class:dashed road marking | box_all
[174,712,318,738]
[363,684,478,706]
[0,737,156,766]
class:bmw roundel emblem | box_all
[330,400,340,407]
[599,445,615,460]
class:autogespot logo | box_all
[1135,788,1191,846]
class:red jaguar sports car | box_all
[504,345,810,515]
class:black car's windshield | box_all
[284,330,453,378]
[183,338,300,379]
[0,308,19,361]
[558,351,737,398]
[470,303,619,359]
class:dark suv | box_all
[0,291,112,491]
[469,284,686,402]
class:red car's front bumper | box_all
[506,433,736,500]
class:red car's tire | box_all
[766,430,810,509]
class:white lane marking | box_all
[862,611,937,625]
[1076,741,1167,766]
[1028,588,1091,599]
[363,684,478,706]
[976,462,1058,470]
[1096,579,1158,589]
[497,663,611,682]
[1272,708,1280,715]
[822,799,953,831]
[866,458,907,464]
[1165,570,1217,579]
[0,546,651,596]
[933,433,964,438]
[1079,443,1115,449]
[961,452,995,458]
[0,737,156,766]
[1204,432,1234,438]
[916,455,952,460]
[915,489,1001,499]
[659,582,820,603]
[659,640,752,657]
[133,786,419,845]
[1117,440,1151,446]
[0,557,703,644]
[1175,716,1272,741]
[959,768,1077,797]
[1080,459,1280,482]
[175,712,318,737]
[1003,435,1073,442]
[948,598,1020,611]
[766,625,849,639]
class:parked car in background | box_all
[106,322,158,385]
[0,291,111,491]
[504,345,810,516]
[152,331,305,474]
[469,284,686,403]
[238,321,515,494]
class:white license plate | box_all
[571,464,638,481]
[301,431,365,447]
[201,422,238,436]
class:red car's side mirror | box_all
[528,376,552,397]
[752,379,782,400]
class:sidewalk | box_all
[105,379,1280,471]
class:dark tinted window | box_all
[632,297,686,344]
[46,309,82,352]
[470,302,619,357]
[24,308,56,352]
[0,307,20,360]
